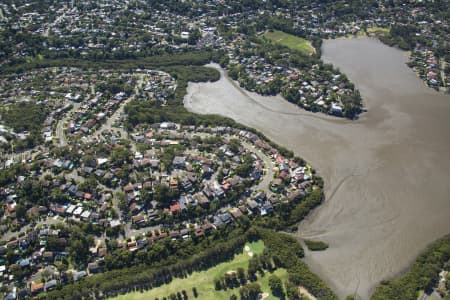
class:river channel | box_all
[183,37,450,299]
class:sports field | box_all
[263,30,315,55]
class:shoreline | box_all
[184,38,450,299]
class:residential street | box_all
[241,140,274,193]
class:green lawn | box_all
[366,26,390,34]
[417,290,438,300]
[418,290,424,300]
[263,30,315,55]
[112,240,288,300]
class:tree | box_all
[82,154,96,167]
[41,268,53,282]
[215,279,222,290]
[268,274,284,297]
[181,290,188,300]
[111,146,132,166]
[153,183,178,208]
[117,191,128,213]
[78,175,98,193]
[247,255,260,281]
[15,203,27,220]
[285,281,301,300]
[239,282,261,300]
[237,267,247,285]
[192,287,198,298]
[9,264,23,280]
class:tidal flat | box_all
[184,37,450,299]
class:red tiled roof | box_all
[169,202,181,212]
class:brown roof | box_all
[132,214,145,223]
[98,247,107,257]
[31,281,44,293]
[230,207,243,219]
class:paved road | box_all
[241,140,274,193]
[56,102,81,147]
[87,73,144,152]
[0,216,62,242]
[1,146,45,164]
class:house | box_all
[193,192,210,208]
[170,231,180,240]
[194,228,204,237]
[88,262,100,274]
[331,103,343,115]
[169,178,178,190]
[213,216,223,227]
[110,219,121,228]
[181,178,193,191]
[83,166,94,174]
[184,173,196,185]
[44,279,57,291]
[50,204,66,216]
[80,210,91,220]
[219,212,233,224]
[255,191,266,202]
[247,199,259,213]
[94,169,105,177]
[201,165,213,178]
[19,258,30,267]
[4,291,16,300]
[97,247,107,257]
[180,229,190,239]
[67,184,77,195]
[72,270,87,281]
[17,289,30,299]
[299,181,311,190]
[279,170,289,180]
[73,206,83,217]
[214,187,225,198]
[90,212,99,222]
[271,178,283,191]
[180,31,190,39]
[287,189,305,202]
[31,282,44,294]
[269,194,279,205]
[132,214,146,225]
[179,196,189,211]
[169,202,181,213]
[261,201,274,216]
[230,207,243,219]
[75,191,85,199]
[129,202,141,215]
[123,183,134,193]
[160,122,177,130]
[172,156,186,169]
[66,204,76,215]
[43,251,54,262]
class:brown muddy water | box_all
[183,37,450,299]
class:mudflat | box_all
[183,37,450,299]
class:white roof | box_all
[97,158,108,165]
[73,207,83,216]
[110,219,121,227]
[81,211,91,218]
[66,205,77,214]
